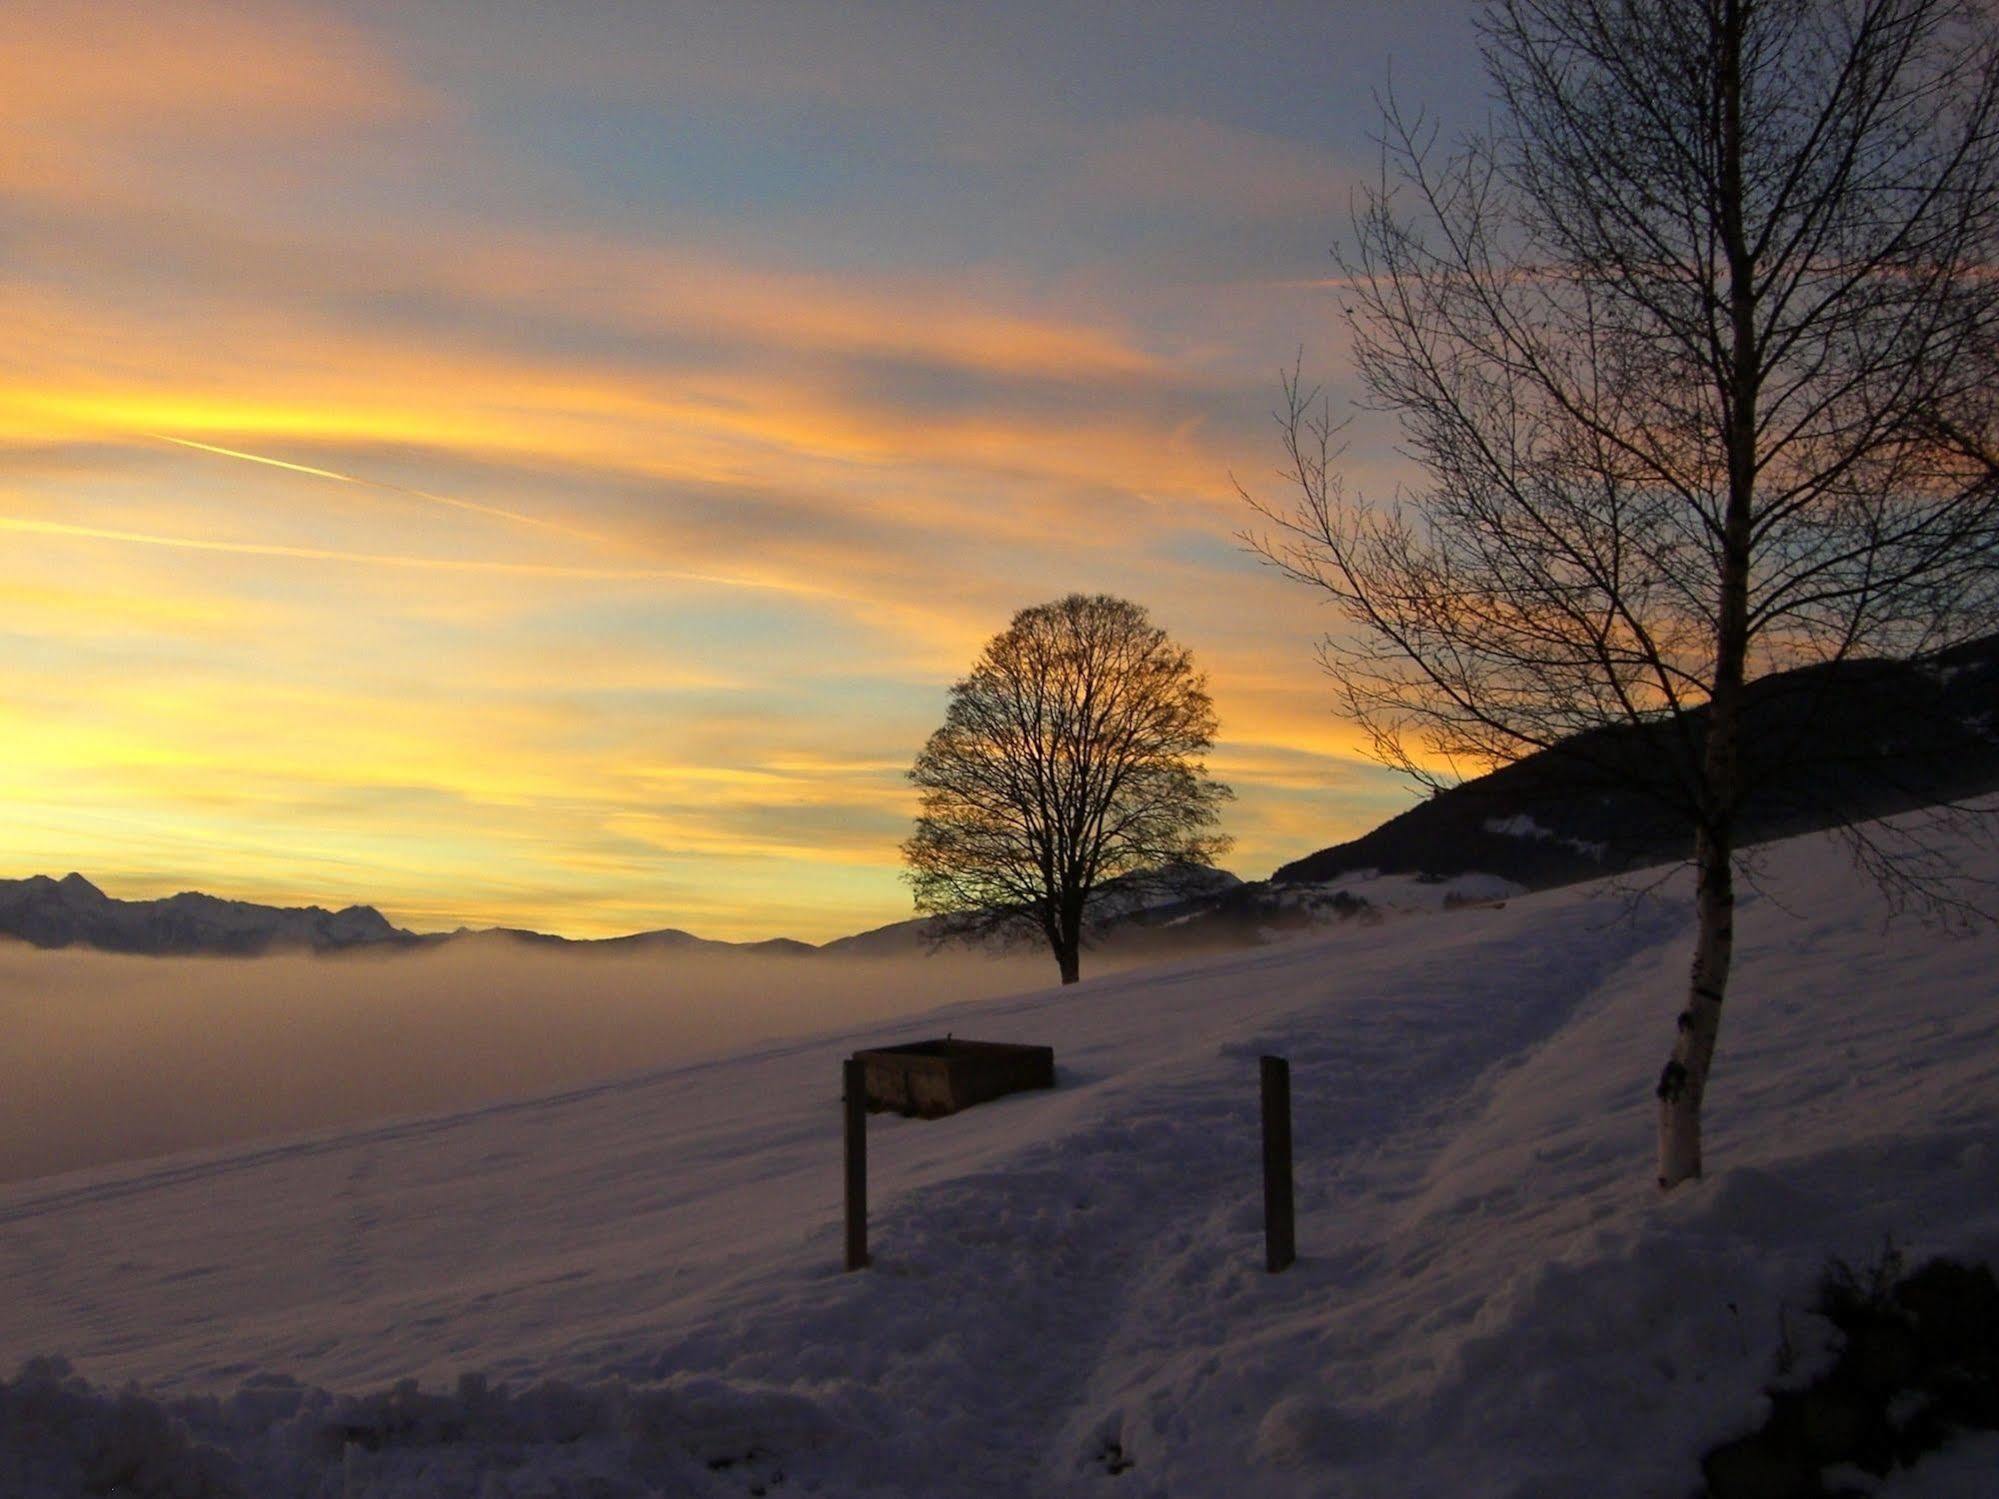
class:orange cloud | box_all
[0,1,426,204]
[0,2,416,131]
[0,3,1424,941]
[0,254,1220,509]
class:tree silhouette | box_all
[1247,0,1999,1187]
[904,594,1232,985]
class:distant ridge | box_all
[0,873,845,960]
[0,873,410,956]
[0,866,1242,961]
[1270,632,1999,890]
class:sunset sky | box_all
[3,1,1489,941]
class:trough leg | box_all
[844,1057,869,1271]
[1262,1055,1295,1273]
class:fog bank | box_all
[0,939,1100,1183]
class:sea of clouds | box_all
[0,939,1095,1183]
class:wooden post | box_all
[843,1057,869,1271]
[1261,1055,1295,1273]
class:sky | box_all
[1,0,1491,941]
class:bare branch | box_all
[903,595,1233,985]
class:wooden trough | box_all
[850,1038,1055,1118]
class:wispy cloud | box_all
[0,516,836,595]
[0,0,1475,938]
[0,0,428,205]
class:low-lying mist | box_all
[0,939,1108,1185]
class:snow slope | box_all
[3,812,1997,1497]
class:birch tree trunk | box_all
[1657,0,1752,1189]
[1657,504,1750,1187]
[1658,823,1737,1185]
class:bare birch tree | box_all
[904,594,1232,986]
[1245,0,1999,1188]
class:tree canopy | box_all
[903,594,1232,985]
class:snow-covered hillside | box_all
[3,812,1997,1498]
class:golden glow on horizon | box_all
[0,0,1426,940]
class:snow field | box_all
[3,811,1997,1496]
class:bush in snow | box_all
[1701,1250,1999,1498]
[0,1357,245,1498]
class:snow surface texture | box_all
[1481,813,1611,862]
[1286,867,1527,913]
[3,811,1997,1497]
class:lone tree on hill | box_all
[1245,0,1999,1188]
[904,594,1233,985]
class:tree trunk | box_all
[1658,0,1752,1192]
[1657,820,1736,1187]
[1040,916,1081,985]
[1054,896,1083,985]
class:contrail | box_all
[148,434,616,546]
[0,515,834,596]
[149,437,360,486]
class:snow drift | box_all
[2,808,1996,1497]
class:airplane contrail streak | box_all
[0,515,834,597]
[147,434,616,546]
[150,436,361,486]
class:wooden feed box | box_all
[850,1038,1056,1118]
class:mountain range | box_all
[0,872,406,957]
[0,865,1246,961]
[8,633,1995,961]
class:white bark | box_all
[1658,825,1735,1187]
[1656,0,1753,1192]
